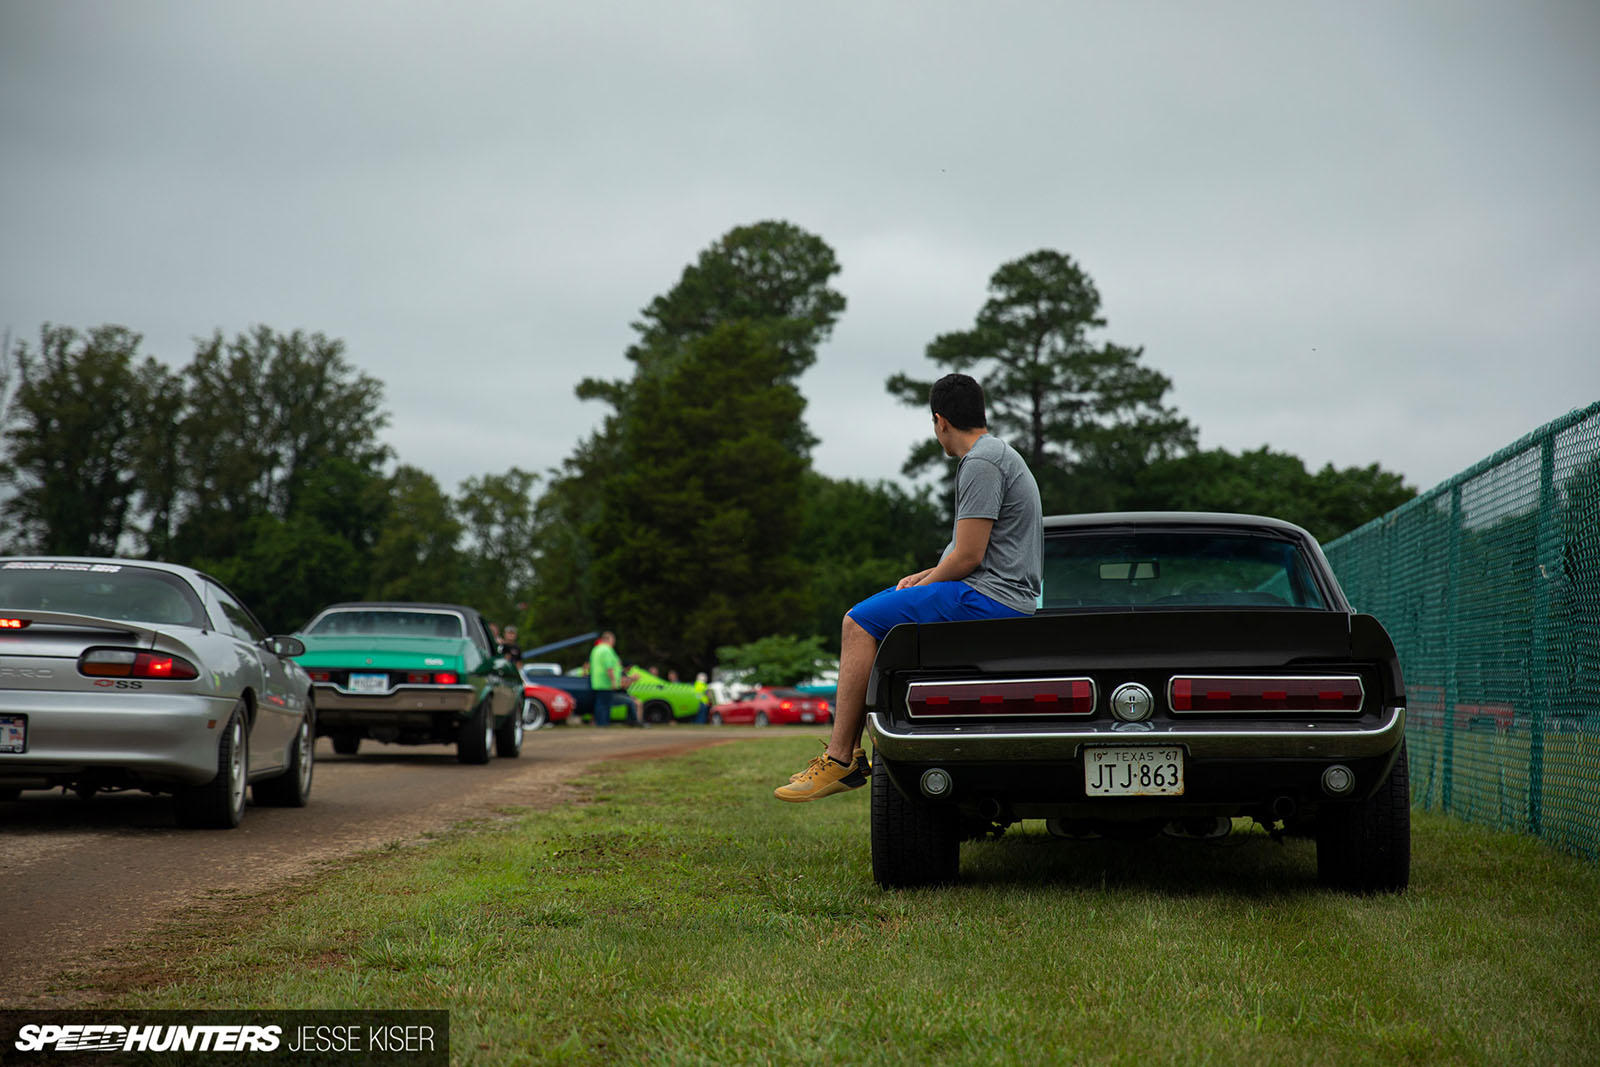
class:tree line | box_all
[0,221,1415,672]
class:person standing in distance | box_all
[775,373,1042,800]
[589,631,640,727]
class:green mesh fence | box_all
[1323,401,1600,859]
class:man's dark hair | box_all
[929,373,987,431]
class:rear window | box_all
[1040,530,1329,611]
[0,561,208,627]
[304,609,464,638]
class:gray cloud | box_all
[3,0,1595,503]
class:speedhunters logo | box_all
[0,1011,447,1065]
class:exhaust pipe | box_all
[976,796,1005,822]
[1271,795,1297,821]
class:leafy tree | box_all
[456,466,540,623]
[367,465,466,603]
[1126,447,1416,542]
[716,633,834,687]
[0,325,158,554]
[794,472,946,646]
[533,220,848,668]
[886,250,1195,512]
[587,322,812,672]
[200,514,366,633]
[174,326,388,560]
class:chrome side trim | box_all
[1166,674,1366,715]
[867,706,1405,762]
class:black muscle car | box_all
[865,512,1409,892]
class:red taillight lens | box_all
[308,670,333,683]
[79,649,198,680]
[406,671,431,684]
[907,678,1095,718]
[1169,676,1364,712]
[0,617,30,629]
[433,671,459,685]
[779,701,792,711]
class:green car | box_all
[626,669,705,724]
[294,602,525,763]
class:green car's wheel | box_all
[457,701,494,765]
[495,699,525,758]
[642,701,672,725]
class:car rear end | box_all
[299,638,476,745]
[0,610,235,795]
[865,514,1409,891]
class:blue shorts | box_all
[846,582,1028,641]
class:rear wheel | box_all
[332,732,361,756]
[871,754,960,888]
[457,701,494,764]
[495,699,525,758]
[175,703,248,829]
[254,708,315,807]
[642,701,672,725]
[1316,742,1410,893]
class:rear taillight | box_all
[0,617,29,630]
[79,648,200,680]
[1169,675,1364,713]
[907,677,1096,718]
[779,701,793,711]
[433,671,459,685]
[406,671,432,684]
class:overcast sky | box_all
[3,1,1596,503]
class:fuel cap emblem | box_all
[1109,682,1154,722]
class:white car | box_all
[0,557,315,827]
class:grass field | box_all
[85,735,1600,1065]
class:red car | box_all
[520,678,575,728]
[710,687,832,727]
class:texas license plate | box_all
[1,714,25,753]
[348,673,389,694]
[1085,746,1184,796]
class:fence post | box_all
[1442,483,1461,813]
[1528,434,1556,837]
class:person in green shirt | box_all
[588,632,640,727]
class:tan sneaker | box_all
[790,743,869,782]
[775,751,869,802]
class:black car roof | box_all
[1043,512,1315,539]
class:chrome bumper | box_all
[312,685,475,715]
[867,707,1406,762]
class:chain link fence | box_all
[1323,402,1600,858]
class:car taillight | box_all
[779,701,792,711]
[79,648,200,680]
[1169,675,1364,712]
[308,669,333,682]
[406,671,431,684]
[0,617,30,630]
[434,671,459,685]
[906,677,1095,718]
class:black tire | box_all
[754,711,769,728]
[174,703,248,829]
[871,753,960,888]
[522,698,548,731]
[0,788,21,802]
[642,701,672,725]
[332,731,361,756]
[709,711,723,726]
[495,699,525,758]
[254,709,315,807]
[457,701,494,764]
[1316,742,1411,893]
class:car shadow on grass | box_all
[957,825,1324,897]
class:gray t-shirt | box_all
[943,434,1042,614]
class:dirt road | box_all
[0,727,743,1004]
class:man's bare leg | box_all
[825,614,878,764]
[773,613,878,801]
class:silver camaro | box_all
[0,557,315,828]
